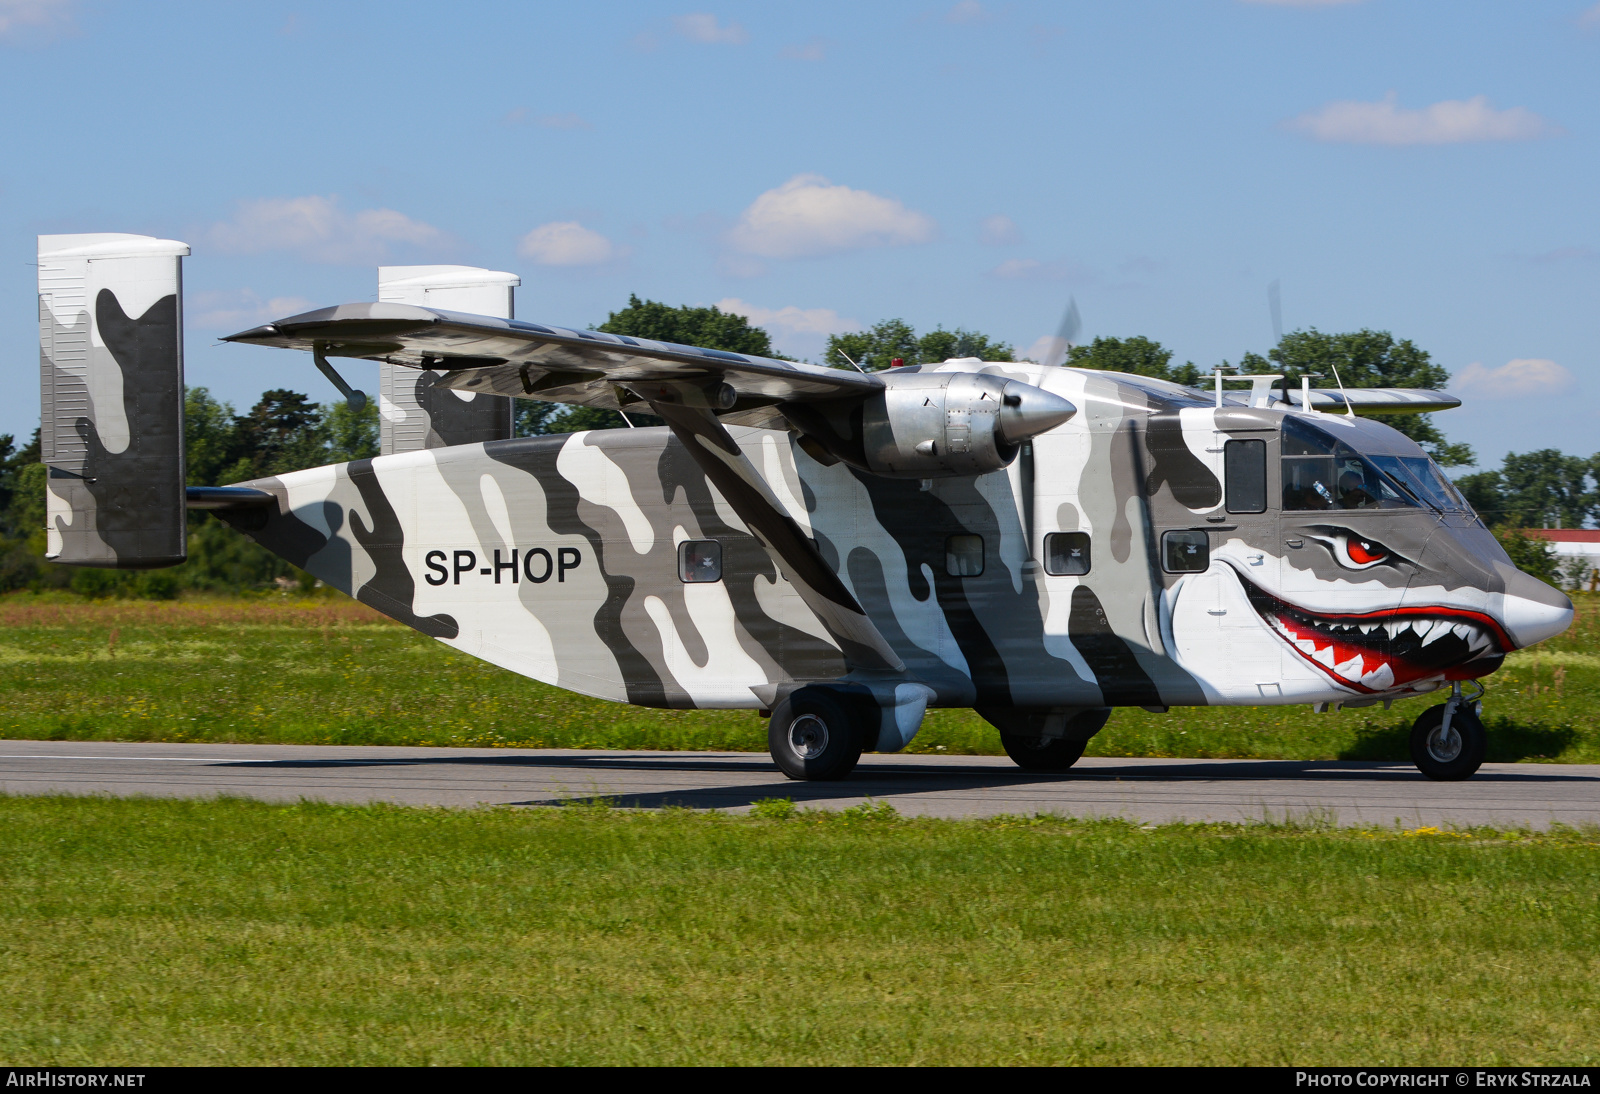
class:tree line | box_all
[0,295,1591,596]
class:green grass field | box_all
[0,796,1594,1066]
[2,592,1596,762]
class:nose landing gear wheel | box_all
[1409,702,1487,781]
[767,688,866,781]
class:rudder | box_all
[376,264,519,454]
[38,233,189,568]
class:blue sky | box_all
[4,0,1597,467]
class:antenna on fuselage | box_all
[1328,362,1357,418]
[837,350,868,374]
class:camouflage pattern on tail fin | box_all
[376,265,518,454]
[38,233,189,568]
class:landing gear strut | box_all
[1409,681,1487,781]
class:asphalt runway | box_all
[1,739,1596,828]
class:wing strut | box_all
[642,388,905,675]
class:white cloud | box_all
[715,298,861,360]
[0,0,72,42]
[991,257,1091,282]
[1286,92,1561,145]
[517,221,618,267]
[673,13,747,44]
[209,196,447,264]
[1455,359,1575,399]
[945,1,994,23]
[727,174,936,260]
[189,290,314,332]
[1581,3,1600,29]
[782,37,829,61]
[715,298,860,338]
[979,214,1022,246]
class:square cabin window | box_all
[945,534,984,577]
[1044,531,1091,576]
[1162,530,1210,574]
[1224,439,1267,514]
[678,539,723,583]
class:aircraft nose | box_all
[1498,566,1574,649]
[998,381,1077,445]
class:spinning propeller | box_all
[1038,296,1082,368]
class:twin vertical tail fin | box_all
[38,233,189,568]
[376,265,519,454]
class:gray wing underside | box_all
[225,302,879,425]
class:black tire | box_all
[1000,733,1088,772]
[979,707,1109,773]
[1409,703,1487,781]
[768,687,866,781]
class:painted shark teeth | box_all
[1250,587,1503,695]
[1360,662,1395,690]
[1333,652,1365,681]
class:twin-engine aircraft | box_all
[38,234,1572,781]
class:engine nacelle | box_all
[783,370,1077,479]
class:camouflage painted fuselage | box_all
[220,362,1571,731]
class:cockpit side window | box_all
[1281,418,1414,512]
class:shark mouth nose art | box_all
[1240,577,1508,693]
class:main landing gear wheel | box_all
[1000,734,1087,773]
[1409,702,1487,781]
[768,687,866,782]
[981,707,1112,773]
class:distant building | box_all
[1523,529,1600,590]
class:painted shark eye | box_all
[1335,533,1391,570]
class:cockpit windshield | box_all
[1281,418,1415,511]
[1366,455,1468,511]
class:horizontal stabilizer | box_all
[184,486,276,510]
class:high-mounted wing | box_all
[1276,387,1461,414]
[225,303,879,421]
[1068,370,1461,416]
